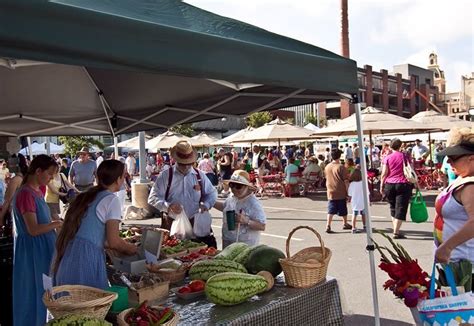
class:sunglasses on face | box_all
[229,182,245,190]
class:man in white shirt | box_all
[95,152,104,167]
[412,139,429,161]
[148,141,217,240]
[125,152,136,176]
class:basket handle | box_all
[285,225,326,259]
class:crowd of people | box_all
[0,126,472,325]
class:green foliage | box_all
[304,113,327,127]
[246,111,273,128]
[58,136,104,158]
[170,124,193,137]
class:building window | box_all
[388,81,397,94]
[357,74,366,87]
[372,78,382,90]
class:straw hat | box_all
[224,170,256,190]
[170,140,197,164]
[438,127,474,157]
[77,146,90,154]
[308,156,318,162]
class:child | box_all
[347,168,366,233]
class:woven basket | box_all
[279,226,332,288]
[117,306,179,326]
[145,265,186,284]
[43,285,118,320]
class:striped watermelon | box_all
[189,259,247,281]
[205,272,268,305]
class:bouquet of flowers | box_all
[372,232,430,307]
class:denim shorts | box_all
[327,199,348,216]
[353,210,365,216]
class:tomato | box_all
[189,280,205,292]
[178,286,192,294]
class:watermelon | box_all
[214,242,249,261]
[189,259,247,281]
[245,246,285,277]
[205,272,268,306]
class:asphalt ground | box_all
[125,190,439,325]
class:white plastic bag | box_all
[193,211,212,237]
[170,210,194,240]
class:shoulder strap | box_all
[194,167,204,202]
[447,176,474,193]
[165,168,173,201]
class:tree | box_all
[58,136,105,158]
[304,113,327,127]
[246,111,273,128]
[170,124,194,137]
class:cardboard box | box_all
[128,281,170,305]
[111,229,164,274]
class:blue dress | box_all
[54,191,114,289]
[12,186,56,326]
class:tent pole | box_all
[355,102,380,326]
[114,137,119,160]
[27,136,33,161]
[369,131,373,169]
[428,132,432,167]
[46,138,51,156]
[139,131,147,183]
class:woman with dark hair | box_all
[53,160,137,289]
[12,154,62,326]
[380,138,414,239]
[0,153,29,229]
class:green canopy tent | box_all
[0,0,357,137]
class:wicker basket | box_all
[43,285,118,320]
[279,226,332,288]
[145,265,186,284]
[117,306,179,326]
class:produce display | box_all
[189,259,247,281]
[46,315,111,325]
[123,301,175,325]
[205,272,269,306]
[244,246,285,277]
[214,242,249,261]
[161,239,207,257]
[178,280,206,294]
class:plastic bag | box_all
[170,209,194,240]
[193,211,212,237]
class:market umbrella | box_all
[0,0,358,137]
[19,142,47,156]
[212,127,255,146]
[304,123,320,131]
[145,131,191,152]
[410,110,473,130]
[190,132,219,147]
[115,135,152,149]
[311,107,437,137]
[233,118,315,144]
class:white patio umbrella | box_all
[190,132,219,147]
[145,131,191,152]
[19,142,46,155]
[232,118,314,145]
[49,142,65,154]
[410,110,473,130]
[212,127,255,146]
[304,122,320,131]
[115,135,152,149]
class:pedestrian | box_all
[12,155,62,326]
[148,140,217,246]
[214,170,266,248]
[217,148,233,197]
[60,158,70,178]
[125,152,136,177]
[69,147,97,192]
[432,127,473,291]
[344,143,353,161]
[380,138,414,239]
[412,139,429,167]
[325,149,352,233]
[198,153,218,186]
[53,160,137,289]
[95,151,104,167]
[347,169,366,233]
[45,164,77,219]
[353,143,360,165]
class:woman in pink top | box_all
[380,138,414,239]
[198,153,217,186]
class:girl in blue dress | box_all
[52,159,137,289]
[12,155,62,326]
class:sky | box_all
[186,0,473,92]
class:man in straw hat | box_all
[214,170,266,248]
[148,140,217,242]
[69,146,97,192]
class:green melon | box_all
[245,246,285,277]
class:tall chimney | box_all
[340,0,350,58]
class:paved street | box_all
[126,190,439,325]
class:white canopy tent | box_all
[19,142,64,156]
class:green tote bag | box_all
[410,190,429,223]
